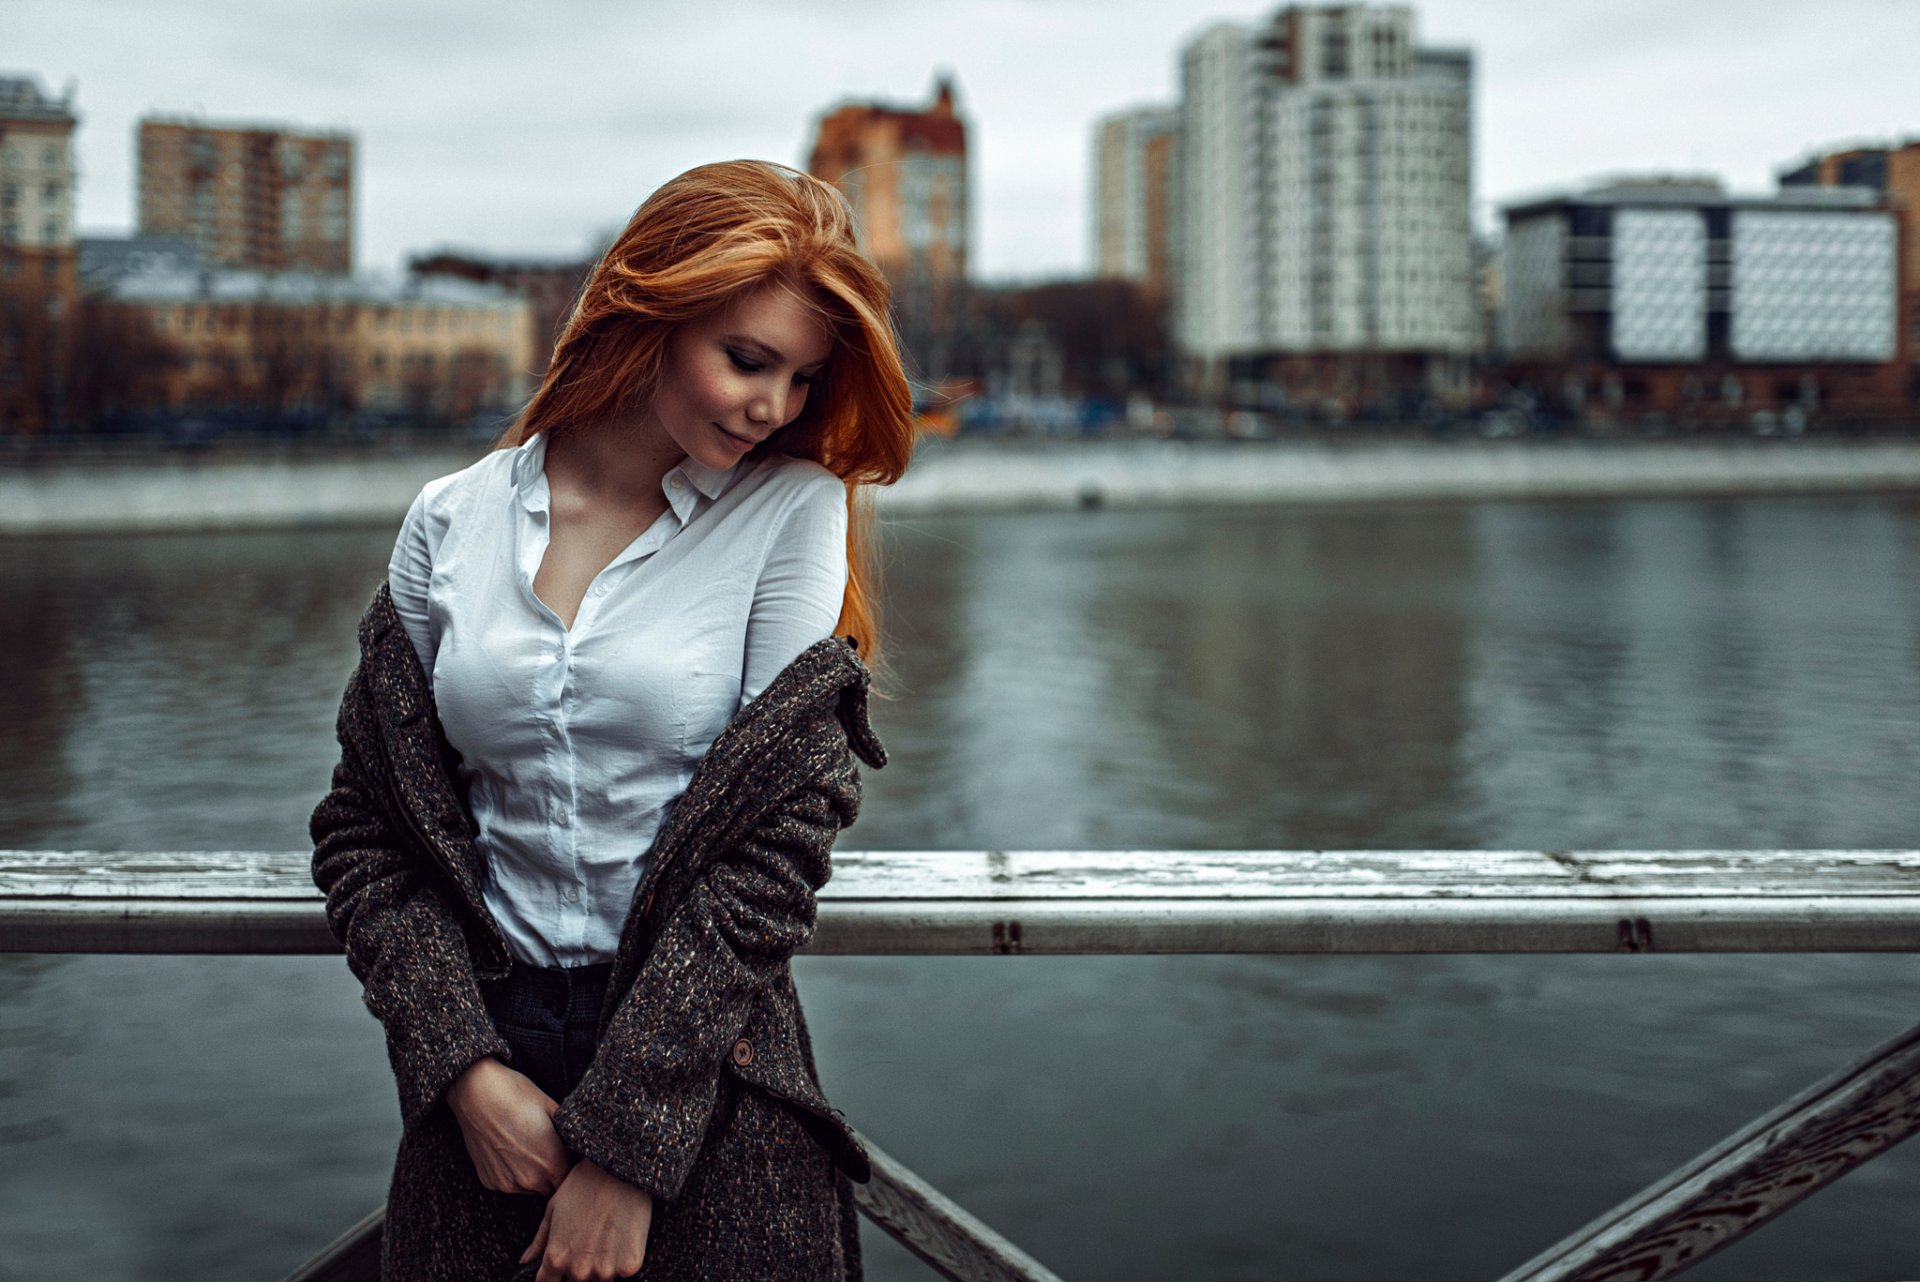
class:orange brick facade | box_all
[807,78,968,376]
[138,118,353,275]
[0,76,79,434]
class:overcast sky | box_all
[9,0,1915,280]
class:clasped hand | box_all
[447,1057,655,1280]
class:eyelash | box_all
[727,349,815,386]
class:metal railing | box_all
[6,847,1920,1281]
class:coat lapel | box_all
[354,583,508,969]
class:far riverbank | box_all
[8,436,1920,535]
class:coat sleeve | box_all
[309,674,510,1133]
[548,749,859,1199]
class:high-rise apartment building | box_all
[137,117,353,275]
[1091,105,1179,296]
[806,77,969,376]
[1175,5,1476,406]
[1500,178,1905,419]
[0,73,80,434]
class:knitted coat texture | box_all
[310,584,884,1281]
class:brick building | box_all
[0,74,79,434]
[88,263,534,426]
[1091,105,1179,298]
[410,249,591,372]
[1500,178,1907,424]
[807,76,969,378]
[137,117,353,275]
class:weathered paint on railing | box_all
[6,849,1920,954]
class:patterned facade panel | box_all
[1500,215,1568,358]
[1731,211,1896,362]
[1611,209,1705,361]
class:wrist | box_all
[447,1054,505,1114]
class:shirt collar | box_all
[509,431,549,502]
[673,456,738,501]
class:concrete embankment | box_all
[7,438,1920,535]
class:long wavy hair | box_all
[499,160,916,664]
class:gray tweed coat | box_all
[310,584,882,1281]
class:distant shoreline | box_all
[7,437,1920,535]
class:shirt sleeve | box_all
[740,472,848,707]
[387,488,438,676]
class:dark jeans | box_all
[479,961,614,1102]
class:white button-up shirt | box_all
[387,432,848,966]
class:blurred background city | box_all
[3,0,1916,443]
[5,2,1920,1281]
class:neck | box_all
[546,416,684,504]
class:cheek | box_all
[783,384,811,426]
[685,362,744,419]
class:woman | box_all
[311,160,914,1282]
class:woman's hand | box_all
[520,1159,654,1282]
[445,1056,570,1196]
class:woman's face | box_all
[651,282,834,471]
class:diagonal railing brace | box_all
[1496,1015,1920,1282]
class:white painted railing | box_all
[5,848,1920,1281]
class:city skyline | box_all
[7,0,1915,281]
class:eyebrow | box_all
[723,334,828,371]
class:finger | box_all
[520,1202,553,1265]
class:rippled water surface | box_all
[4,493,1920,1280]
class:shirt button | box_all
[668,475,684,490]
[562,887,580,904]
[592,584,608,598]
[556,806,570,825]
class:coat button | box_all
[731,1038,753,1067]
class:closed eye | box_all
[726,348,763,373]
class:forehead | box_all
[708,282,834,365]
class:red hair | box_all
[500,160,916,664]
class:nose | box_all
[746,381,792,428]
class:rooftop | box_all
[1504,176,1886,219]
[138,114,351,142]
[0,74,77,125]
[105,267,523,307]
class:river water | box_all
[4,494,1920,1280]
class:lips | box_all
[715,424,760,451]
